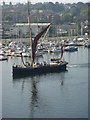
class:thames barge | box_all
[12,0,68,79]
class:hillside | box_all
[2,2,89,24]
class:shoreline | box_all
[0,35,88,44]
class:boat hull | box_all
[85,43,90,48]
[0,58,8,61]
[65,47,78,52]
[13,62,68,78]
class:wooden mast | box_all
[28,0,33,66]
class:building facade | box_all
[10,23,50,38]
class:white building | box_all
[10,23,50,37]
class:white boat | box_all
[51,47,61,53]
[0,55,8,61]
[64,46,78,52]
[36,51,43,57]
[22,52,31,57]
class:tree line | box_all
[2,2,89,25]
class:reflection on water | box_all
[13,76,39,118]
[30,77,38,118]
[60,72,65,86]
[12,72,67,118]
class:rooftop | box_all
[14,23,51,27]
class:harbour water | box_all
[2,46,88,118]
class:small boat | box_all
[21,52,30,57]
[51,47,61,53]
[51,45,64,61]
[35,51,43,57]
[85,43,90,48]
[12,1,68,79]
[68,42,77,46]
[64,46,78,52]
[75,42,84,46]
[0,55,8,61]
[0,49,5,55]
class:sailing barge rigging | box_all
[12,0,68,78]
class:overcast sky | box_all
[0,0,89,4]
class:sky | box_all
[0,0,89,4]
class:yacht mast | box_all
[28,0,33,66]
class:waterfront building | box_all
[56,23,77,36]
[10,23,50,38]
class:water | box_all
[2,47,88,118]
[0,59,2,119]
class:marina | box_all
[1,1,69,79]
[1,0,89,118]
[2,45,88,118]
[0,36,89,78]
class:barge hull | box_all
[13,63,68,78]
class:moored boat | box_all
[13,61,68,78]
[12,0,68,78]
[64,46,78,52]
[85,43,90,48]
[0,55,8,61]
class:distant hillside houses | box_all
[57,23,77,36]
[2,1,89,38]
[2,20,88,38]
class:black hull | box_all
[0,58,8,61]
[13,62,68,79]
